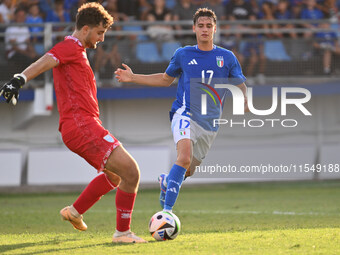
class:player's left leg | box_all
[60,171,120,231]
[72,170,120,214]
[185,156,202,178]
[184,122,218,180]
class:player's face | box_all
[84,23,107,49]
[193,17,216,43]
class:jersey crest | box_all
[216,56,224,68]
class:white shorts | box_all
[171,113,217,162]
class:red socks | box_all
[72,174,136,232]
[73,173,116,214]
[115,188,136,232]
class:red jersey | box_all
[48,36,100,134]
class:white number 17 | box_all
[201,70,214,85]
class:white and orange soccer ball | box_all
[149,211,181,241]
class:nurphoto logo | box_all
[200,84,312,128]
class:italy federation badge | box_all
[216,56,224,68]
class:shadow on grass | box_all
[0,238,151,255]
[0,238,78,253]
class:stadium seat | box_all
[331,23,340,38]
[122,25,148,41]
[136,42,163,63]
[165,0,176,9]
[264,40,291,61]
[161,41,181,61]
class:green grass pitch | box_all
[1,181,340,254]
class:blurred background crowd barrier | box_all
[0,18,339,87]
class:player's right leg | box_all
[105,145,147,243]
[159,148,197,208]
[158,173,167,209]
[59,123,124,234]
[159,150,202,209]
[163,139,192,212]
[162,117,217,210]
[159,113,193,210]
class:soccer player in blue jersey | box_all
[115,8,248,212]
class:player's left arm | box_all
[236,82,249,113]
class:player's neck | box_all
[72,31,85,48]
[197,41,214,51]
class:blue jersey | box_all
[300,8,324,20]
[315,31,337,45]
[166,45,246,131]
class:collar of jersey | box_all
[65,35,83,47]
[195,44,216,52]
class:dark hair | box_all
[14,7,26,15]
[76,2,114,30]
[55,0,64,6]
[193,8,217,25]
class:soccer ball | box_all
[149,211,181,241]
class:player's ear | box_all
[82,25,90,34]
[192,24,196,33]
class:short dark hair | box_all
[14,7,26,15]
[193,8,217,25]
[76,2,114,30]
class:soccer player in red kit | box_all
[0,3,146,243]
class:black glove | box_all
[0,74,26,105]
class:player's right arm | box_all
[115,63,175,87]
[0,54,58,105]
[22,53,59,82]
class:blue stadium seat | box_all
[331,23,340,38]
[122,25,148,41]
[162,41,181,61]
[264,40,291,61]
[165,0,176,9]
[136,42,163,63]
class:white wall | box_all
[0,150,22,186]
[0,94,340,186]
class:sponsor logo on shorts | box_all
[103,134,114,143]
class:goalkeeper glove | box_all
[0,74,26,105]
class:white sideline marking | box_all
[173,210,330,216]
[0,209,337,216]
[89,209,335,216]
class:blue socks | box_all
[164,164,187,211]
